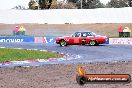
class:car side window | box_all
[82,33,87,37]
[75,32,81,37]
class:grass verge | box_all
[0,48,62,62]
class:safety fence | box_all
[0,36,132,45]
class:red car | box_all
[56,32,108,46]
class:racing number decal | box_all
[82,38,86,43]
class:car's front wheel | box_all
[60,40,67,46]
[89,40,98,46]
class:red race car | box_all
[56,32,108,46]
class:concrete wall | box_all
[0,7,132,24]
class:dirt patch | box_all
[0,61,132,88]
[0,23,132,37]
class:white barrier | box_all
[109,38,132,45]
[0,7,132,24]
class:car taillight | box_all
[105,38,108,41]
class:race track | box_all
[0,43,132,66]
[0,43,132,88]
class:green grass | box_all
[0,48,61,62]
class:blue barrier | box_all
[0,36,34,43]
[45,36,56,44]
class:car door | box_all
[81,32,88,44]
[86,32,95,43]
[68,32,82,45]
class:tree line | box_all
[28,0,132,9]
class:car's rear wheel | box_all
[89,40,98,46]
[60,40,67,46]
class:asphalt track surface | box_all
[0,43,132,66]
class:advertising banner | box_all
[34,37,46,43]
[109,38,132,45]
[45,37,56,44]
[0,36,34,43]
